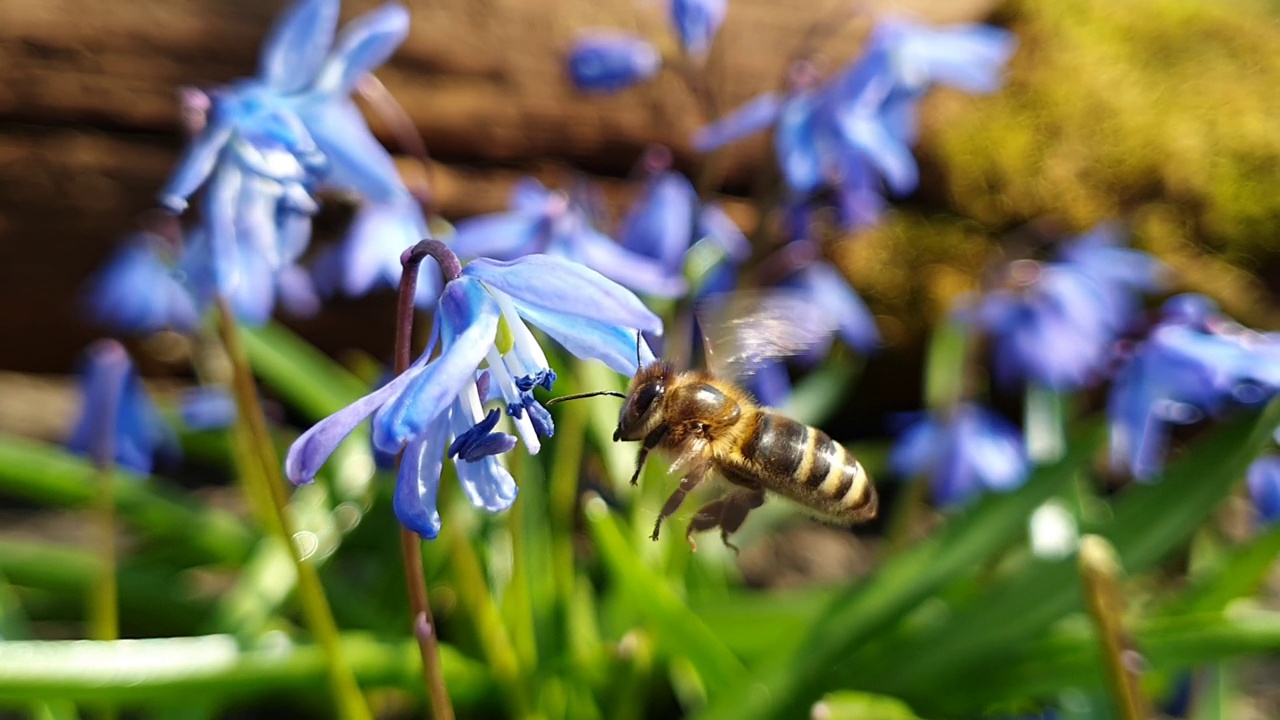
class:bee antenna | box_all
[635,330,643,369]
[546,390,627,407]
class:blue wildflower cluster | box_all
[971,224,1166,391]
[889,403,1027,506]
[86,0,433,334]
[566,0,726,92]
[1108,294,1280,481]
[287,252,662,539]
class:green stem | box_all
[89,467,118,644]
[213,298,371,720]
[1078,535,1149,720]
[1025,385,1066,463]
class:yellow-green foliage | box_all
[917,0,1280,325]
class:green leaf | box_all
[859,400,1280,715]
[811,691,924,720]
[0,634,493,710]
[694,423,1104,720]
[583,495,747,700]
[0,436,253,567]
[240,322,369,419]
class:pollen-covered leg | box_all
[685,487,766,555]
[651,472,704,541]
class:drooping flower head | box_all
[449,178,688,298]
[1108,295,1280,480]
[889,403,1028,506]
[286,251,662,538]
[970,224,1164,391]
[66,340,174,475]
[83,232,201,335]
[567,32,662,93]
[158,0,428,321]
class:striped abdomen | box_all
[730,410,876,523]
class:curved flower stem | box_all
[89,364,121,720]
[213,297,371,720]
[395,239,458,720]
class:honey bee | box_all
[551,293,877,551]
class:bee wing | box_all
[697,289,840,382]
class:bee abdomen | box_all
[741,411,875,522]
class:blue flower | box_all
[971,226,1163,391]
[83,233,200,335]
[670,0,727,57]
[619,171,698,274]
[1108,295,1280,480]
[449,178,687,298]
[285,254,663,538]
[786,258,880,354]
[693,19,1014,228]
[889,403,1028,506]
[66,340,174,475]
[1248,451,1280,524]
[160,0,417,320]
[178,387,239,432]
[567,33,662,93]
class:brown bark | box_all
[0,0,996,372]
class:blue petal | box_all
[158,119,234,212]
[1248,454,1280,524]
[567,33,662,93]
[693,93,782,152]
[66,341,172,475]
[463,255,663,333]
[454,452,519,513]
[836,109,919,195]
[875,19,1017,94]
[285,350,433,485]
[393,417,448,539]
[178,387,237,432]
[888,416,941,480]
[334,197,435,299]
[84,238,200,335]
[670,0,727,56]
[619,172,697,271]
[798,262,880,351]
[698,204,751,261]
[450,212,548,261]
[774,94,823,193]
[566,227,688,298]
[259,0,341,92]
[300,99,406,202]
[373,277,500,450]
[503,298,656,376]
[314,3,411,96]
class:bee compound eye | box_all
[633,382,661,417]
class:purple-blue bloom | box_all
[449,178,687,298]
[160,0,419,321]
[1108,295,1280,480]
[971,225,1164,391]
[670,0,727,58]
[84,233,200,335]
[312,196,441,307]
[567,33,662,93]
[66,340,174,475]
[872,17,1018,96]
[178,387,239,432]
[285,254,663,538]
[619,171,698,274]
[889,403,1028,506]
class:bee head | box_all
[614,361,672,442]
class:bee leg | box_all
[651,472,703,541]
[685,488,766,555]
[630,423,669,486]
